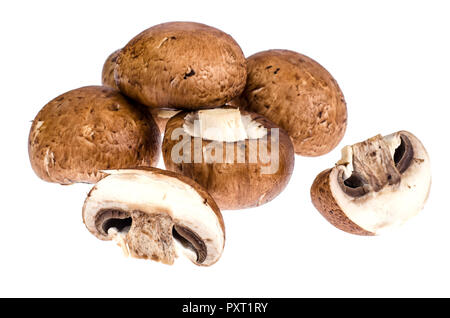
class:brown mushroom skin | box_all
[162,110,295,210]
[28,86,161,185]
[236,49,347,156]
[101,49,175,133]
[310,169,375,236]
[115,22,247,109]
[101,49,121,90]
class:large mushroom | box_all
[162,107,295,210]
[115,22,247,109]
[310,131,431,235]
[236,49,347,156]
[28,86,160,184]
[83,168,225,266]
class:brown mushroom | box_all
[236,49,347,156]
[83,167,225,266]
[162,107,295,210]
[115,22,247,109]
[28,86,160,184]
[310,131,431,235]
[101,49,121,90]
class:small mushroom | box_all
[82,168,225,266]
[236,49,347,156]
[28,86,161,184]
[115,22,247,109]
[162,107,295,210]
[101,49,121,90]
[310,131,431,235]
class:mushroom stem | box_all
[351,135,401,192]
[337,134,417,197]
[126,211,176,265]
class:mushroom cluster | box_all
[29,21,431,266]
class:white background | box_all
[1,0,449,297]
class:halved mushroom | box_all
[310,131,431,235]
[162,107,295,210]
[115,22,247,109]
[82,168,225,266]
[235,49,347,157]
[101,49,121,90]
[28,86,161,184]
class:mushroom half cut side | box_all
[310,131,431,235]
[82,168,225,266]
[162,107,295,210]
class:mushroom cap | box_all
[101,49,179,133]
[28,86,161,185]
[310,130,431,235]
[101,49,121,90]
[237,49,347,156]
[162,108,295,210]
[83,167,225,266]
[115,21,247,109]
